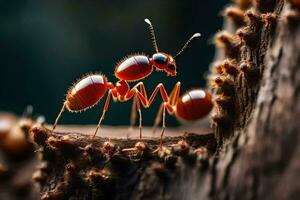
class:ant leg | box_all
[52,102,66,132]
[93,91,112,138]
[151,82,181,135]
[129,82,181,109]
[159,103,167,149]
[169,82,181,106]
[136,95,143,140]
[127,95,137,138]
[126,82,180,140]
[152,103,163,136]
[124,85,146,139]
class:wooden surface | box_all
[31,125,216,200]
[48,124,212,139]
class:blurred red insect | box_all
[52,18,213,148]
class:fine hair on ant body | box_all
[52,18,213,149]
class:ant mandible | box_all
[52,18,213,148]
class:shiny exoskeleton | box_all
[52,18,213,148]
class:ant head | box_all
[144,18,200,77]
[151,52,177,76]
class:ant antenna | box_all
[174,33,201,58]
[144,18,159,53]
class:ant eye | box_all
[153,53,167,65]
[168,63,175,70]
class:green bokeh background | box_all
[0,1,227,126]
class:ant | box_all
[52,18,213,149]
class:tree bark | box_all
[30,126,216,200]
[204,0,300,199]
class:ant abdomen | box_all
[176,89,213,121]
[66,74,108,112]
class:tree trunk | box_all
[207,0,300,199]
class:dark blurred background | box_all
[0,0,227,126]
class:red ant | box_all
[52,18,213,149]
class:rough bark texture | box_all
[207,0,300,199]
[30,127,216,200]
